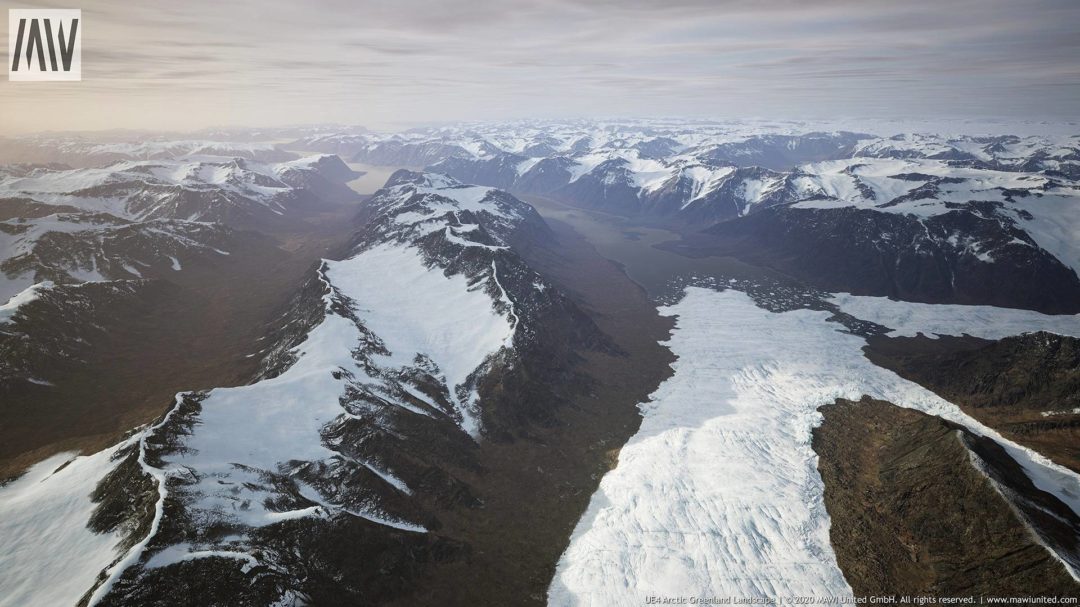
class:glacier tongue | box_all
[550,287,1080,604]
[550,288,854,603]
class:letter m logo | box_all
[9,9,81,81]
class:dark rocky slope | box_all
[814,397,1080,597]
[865,332,1080,473]
[0,156,365,479]
[661,205,1080,314]
[84,173,675,606]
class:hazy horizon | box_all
[2,0,1079,134]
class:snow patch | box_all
[0,281,52,324]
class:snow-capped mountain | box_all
[0,154,360,302]
[0,213,237,298]
[297,121,1077,236]
[299,121,1079,313]
[854,133,1080,177]
[0,152,364,502]
[0,137,300,168]
[415,124,1077,221]
[690,201,1080,313]
[0,172,604,606]
[0,155,357,226]
[293,132,500,167]
[678,156,1080,313]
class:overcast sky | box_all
[1,0,1078,134]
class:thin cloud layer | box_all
[1,0,1077,133]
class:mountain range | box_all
[1,120,1079,606]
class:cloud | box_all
[1,0,1077,133]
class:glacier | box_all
[550,287,1080,605]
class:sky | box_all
[1,0,1078,134]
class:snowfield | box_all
[0,444,129,607]
[830,293,1080,339]
[550,288,1080,605]
[325,242,515,436]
